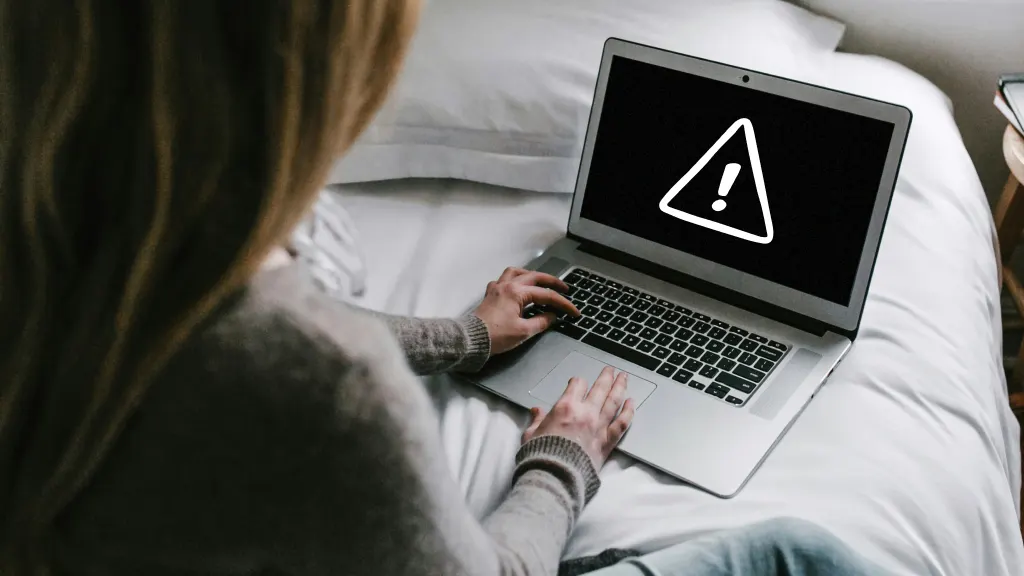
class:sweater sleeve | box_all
[360,309,492,375]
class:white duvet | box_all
[333,52,1023,575]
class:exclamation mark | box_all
[712,163,741,212]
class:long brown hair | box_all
[0,0,418,572]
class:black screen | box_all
[580,56,895,305]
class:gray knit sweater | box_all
[58,264,600,576]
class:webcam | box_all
[742,75,750,83]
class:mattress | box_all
[331,52,1024,575]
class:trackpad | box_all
[530,352,657,409]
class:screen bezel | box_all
[568,38,911,333]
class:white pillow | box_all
[329,0,846,193]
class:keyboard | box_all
[527,266,790,407]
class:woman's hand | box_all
[472,267,580,355]
[521,366,635,469]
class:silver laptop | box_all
[465,38,911,497]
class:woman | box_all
[0,1,889,575]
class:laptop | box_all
[466,38,911,497]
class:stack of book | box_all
[996,74,1024,135]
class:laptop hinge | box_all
[577,239,844,338]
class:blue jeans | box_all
[585,518,889,576]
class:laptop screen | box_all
[579,56,895,306]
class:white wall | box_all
[794,0,1024,201]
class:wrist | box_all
[455,313,491,372]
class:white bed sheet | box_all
[332,52,1023,575]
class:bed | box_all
[313,2,1024,574]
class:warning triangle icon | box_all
[658,118,774,244]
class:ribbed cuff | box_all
[514,435,601,506]
[453,314,491,373]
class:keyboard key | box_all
[582,305,599,317]
[723,346,741,359]
[640,328,658,340]
[711,319,729,329]
[701,351,721,364]
[590,274,606,283]
[768,340,788,351]
[634,300,652,312]
[654,334,674,346]
[700,365,720,379]
[667,352,686,366]
[644,317,663,329]
[653,305,671,317]
[564,315,582,325]
[690,334,709,346]
[576,290,592,301]
[573,269,590,277]
[706,340,724,353]
[523,308,538,319]
[706,383,729,398]
[679,317,696,328]
[709,327,727,340]
[749,333,768,344]
[669,339,688,352]
[684,345,703,358]
[593,323,611,335]
[606,280,622,289]
[623,334,642,347]
[656,363,675,377]
[630,311,649,323]
[715,371,755,393]
[659,323,678,336]
[675,328,694,341]
[674,305,693,315]
[739,352,757,365]
[601,300,619,312]
[554,323,586,339]
[725,396,744,405]
[693,313,711,322]
[755,345,783,362]
[608,329,626,341]
[688,381,706,391]
[653,346,670,359]
[610,316,628,328]
[592,285,609,295]
[639,293,656,302]
[587,295,606,306]
[625,322,642,334]
[597,311,614,323]
[717,358,737,371]
[619,294,637,306]
[734,365,766,383]
[581,333,661,370]
[578,279,595,290]
[623,287,638,295]
[579,318,598,330]
[662,311,681,323]
[729,326,749,336]
[565,286,579,297]
[564,273,583,285]
[605,289,622,300]
[723,333,743,345]
[739,339,759,352]
[615,306,633,317]
[755,358,774,371]
[672,370,693,384]
[637,340,655,353]
[655,299,672,308]
[684,358,703,372]
[693,322,710,334]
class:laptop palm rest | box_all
[529,352,657,408]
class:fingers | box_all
[600,371,628,422]
[521,312,557,338]
[522,406,547,443]
[560,376,587,403]
[606,398,635,457]
[498,266,528,282]
[513,271,570,293]
[585,366,616,407]
[520,286,579,317]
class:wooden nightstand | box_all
[993,124,1024,543]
